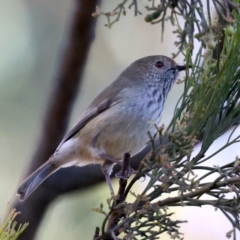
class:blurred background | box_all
[0,0,239,239]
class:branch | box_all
[105,152,131,233]
[14,1,101,239]
[155,176,240,207]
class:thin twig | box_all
[93,227,100,240]
[106,152,131,232]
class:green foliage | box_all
[170,12,240,164]
[95,0,239,57]
[0,204,28,240]
[93,2,240,240]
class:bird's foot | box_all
[100,151,136,179]
[115,166,136,179]
[99,153,122,165]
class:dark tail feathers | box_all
[17,161,59,201]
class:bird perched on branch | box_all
[18,55,187,201]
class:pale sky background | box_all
[0,0,239,239]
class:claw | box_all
[115,166,136,179]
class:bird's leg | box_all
[100,153,136,180]
[104,172,115,195]
[99,153,122,166]
[102,162,115,195]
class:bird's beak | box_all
[168,65,191,72]
[176,65,191,71]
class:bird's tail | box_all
[17,160,59,201]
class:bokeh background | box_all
[0,0,239,239]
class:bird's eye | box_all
[154,61,164,68]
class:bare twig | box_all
[93,227,100,239]
[106,152,131,233]
[155,176,240,207]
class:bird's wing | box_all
[59,95,121,145]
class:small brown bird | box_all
[17,55,187,201]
